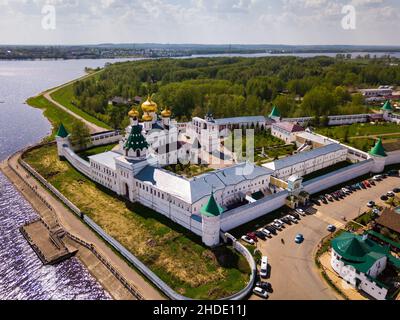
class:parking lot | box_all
[250,174,400,300]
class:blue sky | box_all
[0,0,398,45]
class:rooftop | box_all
[213,116,266,126]
[88,151,121,170]
[272,121,305,133]
[369,138,387,157]
[331,232,396,274]
[264,143,346,171]
[376,207,400,234]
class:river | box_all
[0,58,139,300]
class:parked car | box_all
[387,191,395,198]
[327,225,336,232]
[372,208,381,215]
[325,194,334,202]
[331,192,339,201]
[373,175,383,181]
[255,231,267,240]
[393,188,400,194]
[274,219,285,227]
[311,198,321,206]
[291,212,300,220]
[361,182,367,189]
[241,235,255,245]
[381,195,389,201]
[295,234,304,244]
[342,188,351,194]
[296,208,306,216]
[364,180,371,188]
[272,222,282,230]
[266,225,277,235]
[281,217,291,224]
[367,201,376,208]
[260,256,268,278]
[368,179,376,186]
[253,286,268,299]
[247,232,258,242]
[256,281,271,292]
[345,185,353,193]
[260,228,272,238]
[319,195,328,204]
[288,215,298,223]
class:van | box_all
[260,256,268,278]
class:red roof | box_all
[273,122,305,133]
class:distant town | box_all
[1,44,400,60]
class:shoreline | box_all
[0,153,163,300]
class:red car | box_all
[247,232,258,242]
[363,181,370,188]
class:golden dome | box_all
[141,95,158,113]
[142,113,153,122]
[161,106,172,118]
[128,107,140,118]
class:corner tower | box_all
[369,138,387,173]
[55,123,71,160]
[200,192,224,247]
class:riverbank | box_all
[0,152,163,300]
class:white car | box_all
[274,219,284,227]
[296,208,306,216]
[260,228,272,237]
[260,256,268,278]
[241,235,255,245]
[272,222,282,230]
[253,287,268,299]
[373,175,383,181]
[288,215,298,223]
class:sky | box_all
[0,0,398,45]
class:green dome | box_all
[381,100,393,112]
[124,125,148,152]
[56,123,69,138]
[200,192,224,218]
[369,138,387,157]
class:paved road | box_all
[252,175,400,300]
[2,153,164,300]
[42,72,108,134]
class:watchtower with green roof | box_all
[381,100,394,119]
[201,192,224,247]
[56,123,71,160]
[370,138,387,173]
[269,106,281,121]
[123,124,149,159]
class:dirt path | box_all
[1,153,164,300]
[41,71,108,134]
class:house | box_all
[375,207,400,238]
[331,232,400,300]
[271,122,305,143]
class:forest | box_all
[69,55,400,129]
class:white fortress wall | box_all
[90,131,123,147]
[220,191,289,231]
[62,146,92,177]
[386,150,400,166]
[303,159,374,195]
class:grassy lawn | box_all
[316,122,400,141]
[50,83,112,130]
[23,144,250,299]
[77,143,118,161]
[27,95,84,141]
[355,210,376,226]
[164,163,214,178]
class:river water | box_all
[0,58,139,300]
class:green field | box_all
[50,83,112,130]
[27,95,84,141]
[77,143,118,161]
[23,144,250,299]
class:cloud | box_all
[0,0,398,45]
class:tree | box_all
[70,122,91,150]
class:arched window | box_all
[136,149,141,157]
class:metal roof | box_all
[213,116,266,125]
[88,151,121,170]
[266,143,346,171]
